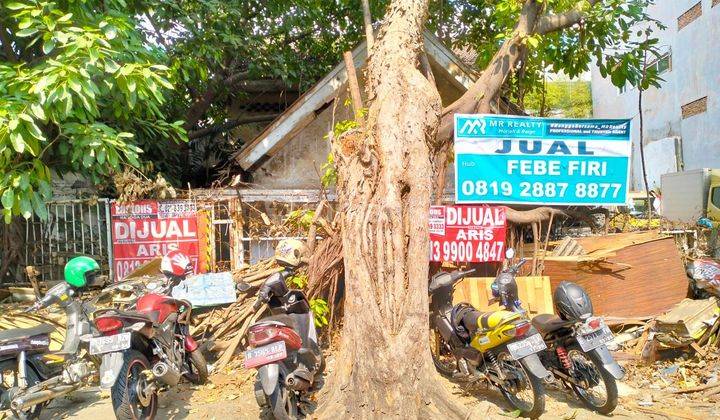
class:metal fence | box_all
[24,198,112,283]
[18,192,319,283]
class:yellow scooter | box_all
[429,251,551,418]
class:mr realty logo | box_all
[458,117,486,135]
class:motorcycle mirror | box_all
[237,281,252,292]
[505,248,515,259]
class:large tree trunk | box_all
[316,0,466,417]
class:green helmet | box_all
[64,256,100,288]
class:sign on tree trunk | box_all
[429,205,506,262]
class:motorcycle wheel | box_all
[184,349,209,385]
[0,360,43,419]
[496,352,545,419]
[429,328,458,377]
[567,347,618,415]
[268,384,299,420]
[111,350,158,420]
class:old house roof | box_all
[232,31,481,172]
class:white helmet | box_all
[275,239,306,267]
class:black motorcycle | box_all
[0,280,98,419]
[429,258,551,419]
[238,270,323,420]
[531,281,623,415]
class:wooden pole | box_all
[361,0,374,51]
[343,51,364,121]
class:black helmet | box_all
[553,281,593,321]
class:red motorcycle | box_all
[90,251,208,420]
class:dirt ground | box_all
[33,360,718,420]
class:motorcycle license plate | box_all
[577,325,614,352]
[244,341,287,369]
[89,332,131,355]
[507,334,546,360]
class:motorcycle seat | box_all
[453,304,522,338]
[532,314,573,335]
[0,323,54,343]
[261,314,297,330]
[255,314,318,351]
[97,308,156,323]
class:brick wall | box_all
[678,2,702,30]
[681,97,708,119]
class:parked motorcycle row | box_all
[429,248,624,418]
[1,240,623,419]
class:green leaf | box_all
[31,192,47,220]
[18,19,33,29]
[1,189,14,209]
[19,197,32,219]
[82,153,94,167]
[57,13,72,22]
[6,2,27,10]
[38,180,52,198]
[10,132,25,153]
[105,60,120,73]
[19,174,30,190]
[3,209,11,224]
[42,39,55,54]
[30,103,46,121]
[23,121,44,140]
[104,26,117,40]
[16,27,38,37]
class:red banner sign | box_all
[429,205,507,263]
[111,200,203,281]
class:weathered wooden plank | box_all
[543,236,687,317]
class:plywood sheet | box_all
[453,276,554,315]
[543,236,687,317]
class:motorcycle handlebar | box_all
[450,268,477,282]
[252,298,263,311]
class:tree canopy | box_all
[0,0,184,223]
[0,0,379,221]
[1,0,664,222]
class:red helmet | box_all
[161,250,192,277]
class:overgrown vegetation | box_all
[0,1,184,222]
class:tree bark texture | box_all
[317,0,466,417]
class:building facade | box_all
[591,0,720,190]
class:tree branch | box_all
[144,13,170,49]
[534,0,601,35]
[436,0,542,144]
[187,114,279,140]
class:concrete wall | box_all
[591,0,720,190]
[251,91,353,189]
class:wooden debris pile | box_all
[191,202,345,371]
[609,297,720,363]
